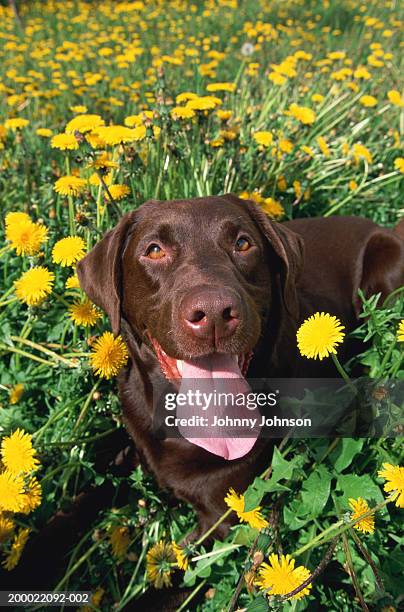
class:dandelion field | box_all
[0,0,403,610]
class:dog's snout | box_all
[181,286,241,341]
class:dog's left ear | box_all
[76,211,137,334]
[224,194,305,320]
[356,228,404,314]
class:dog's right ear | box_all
[76,211,137,335]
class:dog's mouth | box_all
[150,338,259,461]
[151,338,253,381]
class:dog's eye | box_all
[145,244,165,259]
[235,236,252,252]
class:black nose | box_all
[180,286,241,341]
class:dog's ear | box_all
[76,211,137,334]
[224,194,304,320]
[356,229,404,314]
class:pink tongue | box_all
[177,354,260,460]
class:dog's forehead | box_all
[133,196,257,235]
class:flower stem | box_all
[331,352,356,393]
[65,155,75,236]
[9,335,79,368]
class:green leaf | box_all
[183,542,240,586]
[244,477,290,512]
[283,504,311,530]
[245,594,269,612]
[336,474,384,506]
[231,524,260,546]
[334,438,364,472]
[300,465,332,518]
[271,445,300,482]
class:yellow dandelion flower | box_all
[387,90,404,107]
[108,184,130,200]
[224,488,269,530]
[317,136,330,157]
[65,114,104,134]
[14,267,54,306]
[397,320,404,342]
[70,105,88,114]
[269,72,288,86]
[9,383,24,405]
[210,137,224,148]
[124,114,144,127]
[66,274,80,289]
[278,175,287,191]
[359,95,377,107]
[109,526,130,561]
[1,429,39,475]
[354,66,371,80]
[349,180,358,191]
[206,82,236,92]
[217,109,233,121]
[293,180,302,199]
[297,312,345,360]
[0,516,14,544]
[69,300,102,327]
[301,145,315,157]
[5,212,31,227]
[6,218,48,256]
[256,554,311,600]
[220,129,238,141]
[54,175,87,197]
[20,476,42,514]
[170,106,196,120]
[378,463,404,507]
[352,143,372,164]
[2,528,30,571]
[349,498,375,534]
[51,133,79,150]
[52,236,86,267]
[176,92,198,104]
[86,132,106,149]
[89,153,118,170]
[146,541,176,589]
[279,139,294,154]
[172,542,190,570]
[95,125,137,145]
[36,128,53,138]
[253,131,273,147]
[262,198,284,219]
[186,96,221,111]
[311,93,324,103]
[394,158,404,173]
[4,118,29,131]
[0,472,25,512]
[287,103,316,125]
[89,332,129,379]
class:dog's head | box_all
[78,194,304,459]
[77,194,304,380]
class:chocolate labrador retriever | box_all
[77,194,404,538]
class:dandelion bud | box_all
[252,550,264,566]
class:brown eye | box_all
[145,244,165,259]
[235,236,252,252]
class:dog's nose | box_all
[181,286,241,341]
